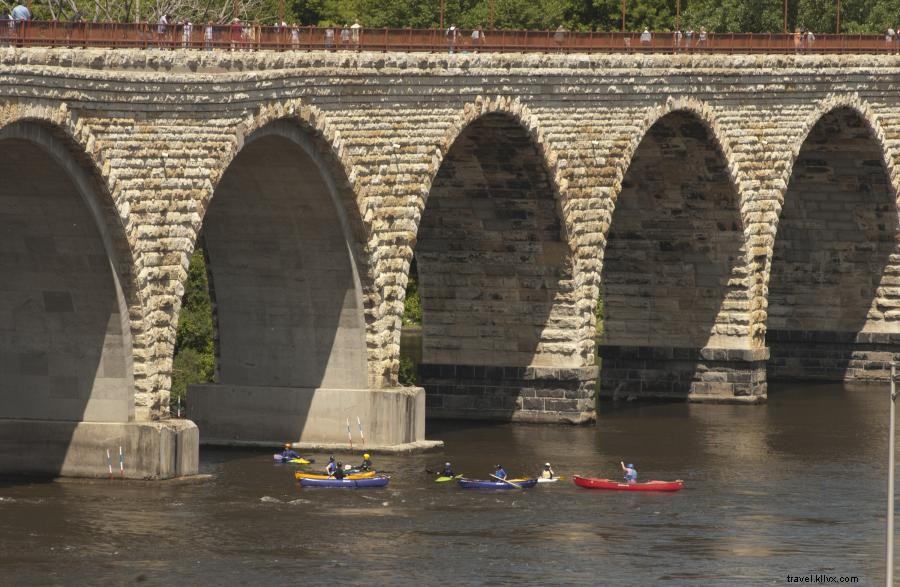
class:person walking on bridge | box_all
[11,4,31,21]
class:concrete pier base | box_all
[0,419,198,479]
[599,345,768,403]
[188,384,426,447]
[420,364,598,423]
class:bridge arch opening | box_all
[598,109,753,400]
[767,106,899,382]
[413,111,591,421]
[185,119,371,443]
[0,121,136,425]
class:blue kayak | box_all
[298,476,390,488]
[457,478,538,489]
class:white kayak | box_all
[537,477,560,483]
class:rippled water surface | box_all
[1,383,896,585]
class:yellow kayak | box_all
[294,471,376,481]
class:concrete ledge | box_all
[688,393,767,405]
[427,408,596,424]
[188,384,427,446]
[203,438,444,453]
[0,419,199,479]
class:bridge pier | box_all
[187,385,430,449]
[420,364,597,423]
[768,331,900,382]
[598,346,768,403]
[0,419,198,480]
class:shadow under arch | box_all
[414,111,594,423]
[598,108,759,401]
[187,118,373,444]
[0,119,137,475]
[767,106,900,382]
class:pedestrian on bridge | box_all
[11,4,31,21]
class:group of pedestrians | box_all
[793,27,817,51]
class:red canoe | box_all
[573,475,684,492]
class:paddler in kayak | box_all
[620,461,638,484]
[325,456,337,476]
[493,464,507,480]
[540,462,555,479]
[333,461,346,480]
[358,453,373,471]
[280,443,300,460]
[438,462,454,477]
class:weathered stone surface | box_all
[1,48,899,423]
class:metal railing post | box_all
[890,362,896,587]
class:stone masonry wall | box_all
[1,49,900,419]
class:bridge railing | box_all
[2,21,899,54]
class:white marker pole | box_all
[888,362,896,587]
[119,446,125,478]
[106,449,113,479]
[346,417,353,449]
[357,416,365,447]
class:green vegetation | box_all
[403,259,422,326]
[25,0,900,33]
[398,355,419,386]
[171,248,216,404]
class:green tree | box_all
[171,248,216,404]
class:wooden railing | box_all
[2,21,900,54]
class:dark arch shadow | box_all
[767,107,899,382]
[0,120,135,476]
[187,119,370,444]
[598,110,747,400]
[414,111,578,421]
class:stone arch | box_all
[777,94,900,209]
[428,96,570,242]
[192,114,371,399]
[767,95,900,381]
[218,99,370,246]
[0,110,140,422]
[414,98,594,421]
[598,99,760,400]
[611,97,750,229]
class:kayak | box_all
[572,476,684,492]
[272,454,313,465]
[435,474,463,483]
[537,477,559,484]
[457,478,538,489]
[294,471,376,481]
[298,475,390,488]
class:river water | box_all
[0,382,894,586]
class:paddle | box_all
[491,474,521,489]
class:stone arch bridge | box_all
[1,48,899,477]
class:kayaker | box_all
[280,443,300,460]
[358,453,373,471]
[540,462,555,479]
[438,462,454,477]
[333,461,346,480]
[325,456,337,476]
[620,461,638,484]
[493,464,507,480]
